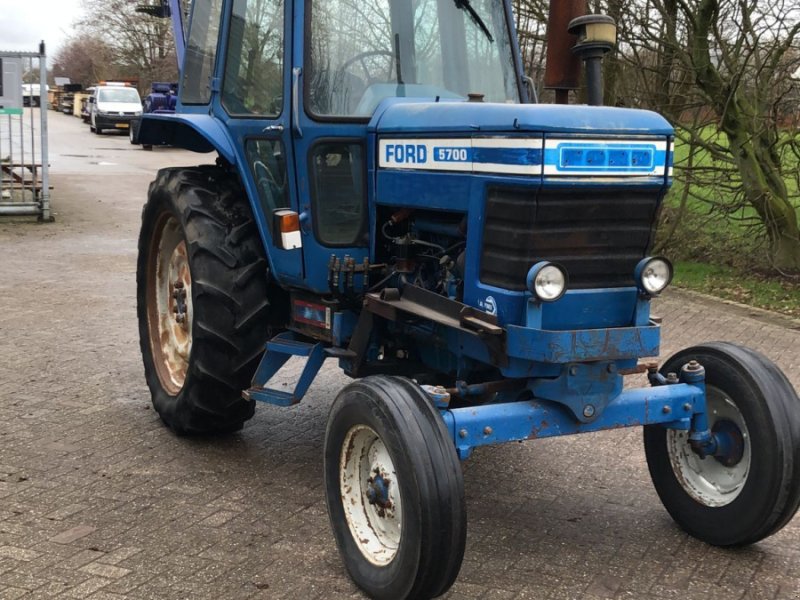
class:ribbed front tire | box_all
[644,342,800,545]
[324,376,466,599]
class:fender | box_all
[138,111,299,290]
[138,113,236,164]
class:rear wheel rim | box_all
[340,425,403,566]
[666,385,751,507]
[146,213,192,394]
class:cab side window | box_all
[310,142,367,247]
[222,0,285,116]
[182,0,225,104]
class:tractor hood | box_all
[370,100,674,137]
[371,100,673,180]
[370,99,675,331]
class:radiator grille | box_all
[480,187,662,290]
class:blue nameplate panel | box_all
[543,139,668,177]
[378,138,544,175]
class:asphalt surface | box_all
[0,109,799,599]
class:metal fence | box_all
[0,44,52,221]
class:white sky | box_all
[1,0,86,57]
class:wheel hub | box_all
[667,386,750,507]
[340,425,403,566]
[711,419,745,467]
[366,469,394,513]
[171,281,188,325]
[146,214,193,394]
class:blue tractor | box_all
[135,1,800,598]
[129,82,178,149]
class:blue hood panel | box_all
[370,99,674,137]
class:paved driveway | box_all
[0,111,799,599]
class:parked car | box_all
[87,83,143,134]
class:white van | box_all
[21,83,50,107]
[88,84,143,134]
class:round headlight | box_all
[527,262,568,302]
[635,257,673,295]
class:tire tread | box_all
[644,342,800,546]
[136,166,271,434]
[324,376,466,599]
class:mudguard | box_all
[137,113,237,164]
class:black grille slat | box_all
[480,188,662,290]
[522,227,653,251]
[534,196,655,214]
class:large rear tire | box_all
[324,376,466,599]
[136,166,271,434]
[644,342,800,545]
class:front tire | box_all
[136,166,271,434]
[644,342,800,545]
[324,376,466,600]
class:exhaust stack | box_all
[543,0,586,104]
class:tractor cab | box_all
[143,0,525,287]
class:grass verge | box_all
[673,261,800,319]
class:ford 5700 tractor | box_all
[135,1,800,598]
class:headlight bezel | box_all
[635,256,673,296]
[526,261,568,303]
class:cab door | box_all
[288,0,373,293]
[212,0,305,285]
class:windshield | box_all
[307,0,519,118]
[98,88,141,103]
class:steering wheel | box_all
[253,160,282,213]
[336,50,396,87]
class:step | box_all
[266,335,317,356]
[242,387,296,407]
[245,332,329,407]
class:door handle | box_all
[292,67,303,138]
[263,124,284,133]
[299,210,311,233]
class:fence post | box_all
[38,41,51,221]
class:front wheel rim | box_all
[340,425,403,566]
[146,213,192,394]
[666,385,751,507]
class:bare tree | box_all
[52,35,118,86]
[79,0,180,90]
[613,0,800,272]
[513,0,549,88]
